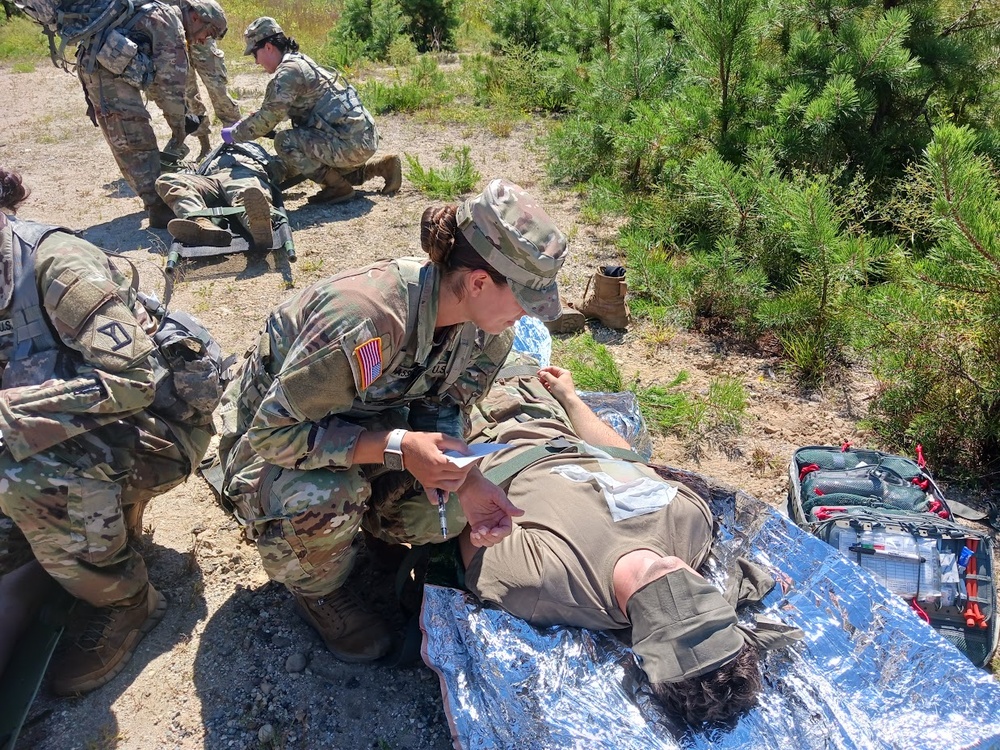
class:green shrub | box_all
[387,34,418,66]
[552,333,625,392]
[404,146,481,199]
[358,55,452,113]
[487,0,559,52]
[399,0,460,52]
[467,45,581,114]
[858,124,1000,475]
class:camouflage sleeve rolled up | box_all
[0,235,156,461]
[231,57,306,141]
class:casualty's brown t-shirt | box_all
[465,419,714,632]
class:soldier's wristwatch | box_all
[383,429,407,471]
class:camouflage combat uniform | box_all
[73,0,190,212]
[0,217,212,608]
[155,142,281,226]
[230,52,378,185]
[217,258,512,597]
[186,39,240,129]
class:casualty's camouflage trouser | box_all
[155,162,272,235]
[0,413,192,607]
[76,2,189,209]
[186,39,240,129]
[274,121,378,185]
[222,431,466,598]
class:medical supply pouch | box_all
[94,28,138,74]
[788,445,999,668]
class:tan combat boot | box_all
[240,186,273,249]
[146,198,175,229]
[196,133,212,161]
[308,168,356,205]
[293,589,392,663]
[49,584,167,696]
[577,265,631,329]
[544,306,586,334]
[364,154,402,194]
[167,216,230,247]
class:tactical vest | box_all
[3,218,227,427]
[3,218,82,388]
[293,53,376,134]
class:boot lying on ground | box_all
[577,265,631,329]
[293,588,392,663]
[168,216,230,247]
[308,168,356,205]
[240,186,273,249]
[544,306,586,334]
[49,584,166,696]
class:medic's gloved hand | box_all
[184,114,204,135]
[221,126,235,144]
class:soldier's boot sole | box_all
[544,306,586,334]
[241,187,273,249]
[307,185,356,205]
[168,218,230,247]
[50,585,167,696]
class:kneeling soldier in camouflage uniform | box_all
[155,142,284,249]
[0,167,221,694]
[216,179,567,661]
[222,17,403,205]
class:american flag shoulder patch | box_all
[353,336,383,390]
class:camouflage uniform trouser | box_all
[274,121,378,184]
[0,413,191,607]
[76,3,188,208]
[222,433,467,598]
[186,39,240,130]
[155,164,272,236]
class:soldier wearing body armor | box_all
[220,17,403,205]
[155,141,285,249]
[0,167,224,694]
[14,0,225,228]
[215,180,566,662]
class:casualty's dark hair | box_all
[264,33,299,54]
[420,205,506,296]
[648,643,762,725]
[0,167,29,212]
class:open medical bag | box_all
[787,445,999,667]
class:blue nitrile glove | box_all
[221,126,235,144]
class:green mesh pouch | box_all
[800,467,930,514]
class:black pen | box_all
[436,489,448,539]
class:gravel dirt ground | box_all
[0,58,987,750]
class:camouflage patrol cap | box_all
[244,16,283,55]
[456,179,567,322]
[187,0,227,39]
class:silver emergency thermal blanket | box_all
[420,480,1000,749]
